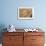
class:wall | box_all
[0,0,46,29]
[0,0,46,43]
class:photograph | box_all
[18,7,34,19]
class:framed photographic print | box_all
[18,7,34,19]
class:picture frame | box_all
[18,7,34,19]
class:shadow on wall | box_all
[0,24,7,43]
